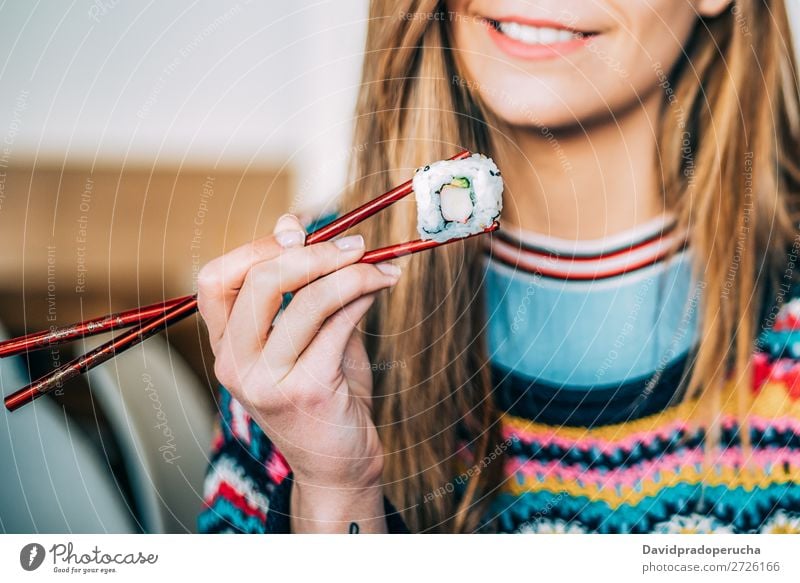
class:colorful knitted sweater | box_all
[199,214,800,534]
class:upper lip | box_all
[484,15,598,35]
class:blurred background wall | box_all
[0,0,369,534]
[0,0,368,190]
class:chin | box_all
[458,71,609,131]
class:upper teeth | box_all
[497,22,579,44]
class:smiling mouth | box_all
[487,18,598,46]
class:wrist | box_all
[290,479,387,533]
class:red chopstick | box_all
[4,296,198,411]
[360,221,498,263]
[2,223,498,412]
[0,296,190,358]
[3,150,497,412]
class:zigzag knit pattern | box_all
[197,297,800,534]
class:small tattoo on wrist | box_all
[349,522,360,534]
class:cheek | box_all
[606,5,699,99]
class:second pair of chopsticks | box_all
[3,149,498,412]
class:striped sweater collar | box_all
[487,213,688,281]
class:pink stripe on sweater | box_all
[503,415,800,454]
[507,447,800,489]
[265,449,291,485]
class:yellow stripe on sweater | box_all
[503,464,800,508]
[501,380,800,443]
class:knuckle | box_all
[309,241,336,263]
[297,270,360,312]
[291,288,314,313]
[334,264,373,294]
[334,280,363,303]
[289,287,324,321]
[362,263,392,282]
[282,381,326,411]
[303,241,347,274]
[213,358,236,389]
[243,367,283,413]
[247,261,276,291]
[196,261,222,295]
[252,234,281,255]
[355,262,381,280]
[212,342,242,389]
[269,247,311,287]
[245,385,274,414]
[297,245,330,282]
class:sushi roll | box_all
[413,153,503,242]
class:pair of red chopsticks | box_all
[2,149,498,412]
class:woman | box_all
[197,0,800,533]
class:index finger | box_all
[197,213,306,345]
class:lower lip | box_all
[486,22,594,60]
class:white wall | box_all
[0,0,369,209]
[789,0,800,54]
[1,1,798,210]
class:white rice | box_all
[413,153,503,242]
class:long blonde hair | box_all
[342,0,800,532]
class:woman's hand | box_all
[197,214,400,532]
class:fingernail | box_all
[276,212,305,230]
[334,235,365,251]
[376,262,402,278]
[275,230,306,248]
[277,212,298,222]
